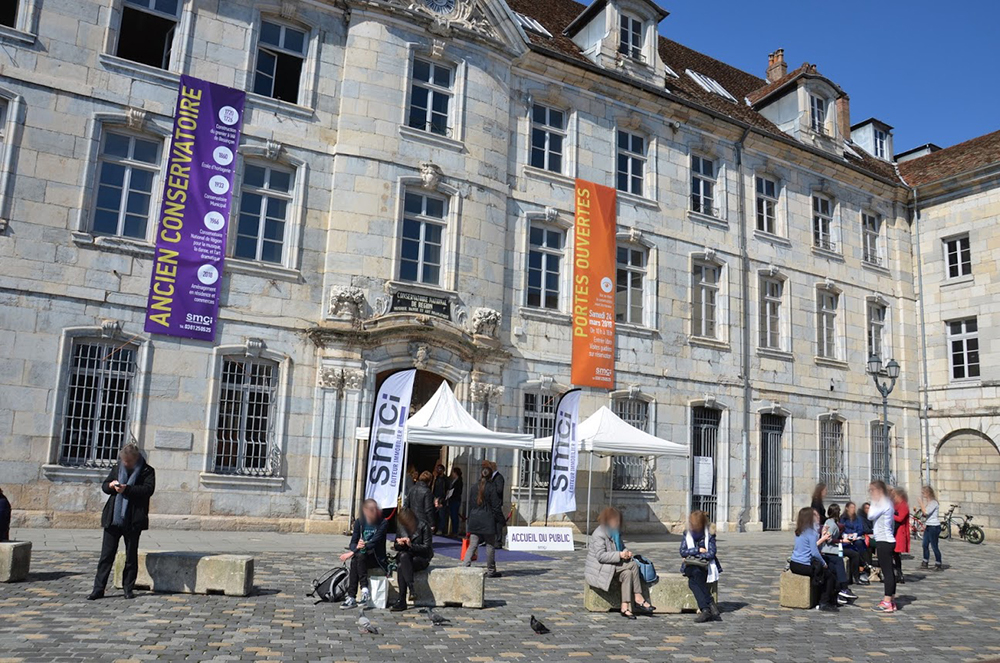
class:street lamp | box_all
[868,353,900,483]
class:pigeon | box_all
[357,609,379,635]
[426,607,450,626]
[530,615,550,635]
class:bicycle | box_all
[939,504,986,544]
[910,508,926,540]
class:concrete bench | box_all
[0,541,32,582]
[113,551,254,597]
[779,570,819,609]
[584,574,717,614]
[375,566,485,609]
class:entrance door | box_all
[760,414,785,531]
[691,407,720,522]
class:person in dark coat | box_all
[431,464,448,535]
[0,486,11,542]
[484,460,507,549]
[463,467,501,577]
[811,482,827,525]
[391,508,434,611]
[88,443,156,600]
[339,499,388,609]
[447,467,463,536]
[406,471,437,530]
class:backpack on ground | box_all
[308,566,349,603]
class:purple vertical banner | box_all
[144,75,246,342]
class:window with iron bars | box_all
[60,340,138,468]
[611,398,652,491]
[819,418,849,495]
[518,391,555,488]
[870,421,894,485]
[213,357,281,476]
[691,407,720,521]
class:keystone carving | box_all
[419,161,443,191]
[469,307,501,338]
[330,286,366,320]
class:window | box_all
[60,340,138,468]
[93,131,161,239]
[253,20,307,104]
[213,357,280,476]
[527,222,563,309]
[116,0,179,70]
[616,130,645,196]
[691,407,720,521]
[870,421,893,484]
[810,95,826,134]
[234,163,292,264]
[862,213,882,265]
[685,70,737,102]
[944,235,972,279]
[616,246,645,324]
[759,276,783,350]
[874,128,888,160]
[400,191,446,285]
[513,11,552,37]
[817,289,839,359]
[755,176,778,234]
[812,195,834,251]
[407,58,454,137]
[692,261,720,338]
[611,398,652,491]
[618,14,643,60]
[690,155,715,216]
[948,318,980,381]
[529,104,565,173]
[519,391,555,488]
[0,1,17,28]
[819,418,847,495]
[867,301,887,360]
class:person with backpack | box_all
[679,510,721,623]
[462,467,502,578]
[390,508,433,611]
[339,499,387,609]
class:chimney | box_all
[836,94,851,140]
[766,49,787,83]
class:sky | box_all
[653,0,1000,153]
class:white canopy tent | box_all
[534,406,688,536]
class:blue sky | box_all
[655,0,999,153]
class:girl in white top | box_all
[867,480,897,612]
[919,485,943,570]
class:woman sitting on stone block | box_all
[789,506,838,612]
[585,507,654,619]
[391,508,433,612]
[679,510,722,623]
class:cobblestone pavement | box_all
[2,529,999,663]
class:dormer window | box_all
[618,14,643,60]
[810,95,826,134]
[686,70,737,103]
[874,128,888,159]
[513,11,552,38]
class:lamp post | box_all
[867,353,900,483]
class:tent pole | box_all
[608,455,614,510]
[586,451,593,542]
[527,451,535,526]
[349,432,361,527]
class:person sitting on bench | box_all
[585,507,654,619]
[339,499,387,609]
[391,508,433,611]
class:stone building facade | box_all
[0,0,962,535]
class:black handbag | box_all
[683,556,710,568]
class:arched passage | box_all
[934,430,1000,532]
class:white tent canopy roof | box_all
[356,381,535,450]
[535,405,688,457]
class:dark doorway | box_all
[760,414,785,531]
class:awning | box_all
[534,405,688,457]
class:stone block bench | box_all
[374,566,485,608]
[0,541,32,582]
[779,570,819,609]
[113,551,254,597]
[584,574,717,613]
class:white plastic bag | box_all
[368,575,388,609]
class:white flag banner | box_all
[547,389,581,517]
[364,369,416,509]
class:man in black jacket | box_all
[88,443,156,600]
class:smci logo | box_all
[185,313,213,325]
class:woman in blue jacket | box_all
[789,506,838,611]
[679,510,722,623]
[839,501,868,584]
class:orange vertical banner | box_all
[571,179,616,389]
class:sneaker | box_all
[839,589,858,600]
[837,596,848,605]
[340,597,357,609]
[485,570,503,578]
[857,577,871,586]
[694,610,713,623]
[872,600,896,613]
[819,603,839,612]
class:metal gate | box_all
[691,407,720,521]
[760,414,785,531]
[870,421,894,485]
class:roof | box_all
[746,63,845,106]
[505,0,898,183]
[564,0,668,37]
[851,117,894,131]
[897,130,1000,187]
[405,382,535,450]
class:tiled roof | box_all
[898,129,1000,187]
[504,0,900,184]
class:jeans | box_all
[823,553,848,589]
[684,564,713,611]
[395,551,430,602]
[347,553,379,598]
[449,500,461,536]
[436,506,449,534]
[789,559,836,606]
[462,533,496,572]
[94,527,142,593]
[875,541,896,597]
[923,525,942,565]
[843,548,862,582]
